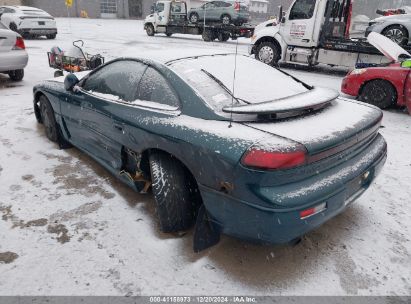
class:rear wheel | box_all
[149,151,198,232]
[217,32,230,42]
[166,32,172,37]
[359,79,397,109]
[39,95,59,142]
[382,25,409,46]
[189,13,199,23]
[221,14,231,25]
[8,69,24,81]
[256,41,280,66]
[145,24,155,36]
[202,29,215,42]
[46,33,56,39]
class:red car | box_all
[342,32,411,114]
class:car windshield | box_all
[169,55,308,112]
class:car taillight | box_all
[234,2,240,11]
[13,37,25,50]
[241,147,307,170]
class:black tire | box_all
[382,25,409,46]
[359,80,397,109]
[8,69,24,81]
[46,33,56,39]
[166,32,172,37]
[9,22,18,33]
[189,12,199,24]
[54,70,64,78]
[149,152,198,233]
[202,29,214,42]
[255,41,281,66]
[39,95,59,142]
[221,14,231,25]
[145,24,155,36]
[217,32,230,42]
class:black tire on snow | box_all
[359,79,397,109]
[8,69,24,81]
[46,34,57,39]
[146,24,155,36]
[149,152,199,233]
[382,24,409,46]
[255,41,280,66]
[217,32,230,42]
[166,33,173,37]
[39,95,59,142]
[202,30,214,42]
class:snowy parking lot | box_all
[0,18,410,296]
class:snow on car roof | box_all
[168,54,308,105]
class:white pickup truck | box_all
[249,0,407,68]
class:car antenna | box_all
[229,39,239,128]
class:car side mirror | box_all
[150,5,155,13]
[281,16,286,23]
[64,73,79,91]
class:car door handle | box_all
[113,123,124,132]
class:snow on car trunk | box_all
[245,99,382,155]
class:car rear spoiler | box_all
[222,87,339,117]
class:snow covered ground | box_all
[0,18,410,296]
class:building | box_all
[19,0,154,19]
[248,0,268,14]
[0,0,22,5]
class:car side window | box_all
[82,60,147,102]
[136,67,179,110]
[156,3,165,13]
[289,0,316,20]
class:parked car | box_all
[365,13,411,46]
[33,54,387,251]
[0,21,28,81]
[188,1,249,25]
[0,6,57,39]
[342,32,411,114]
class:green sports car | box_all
[33,54,387,251]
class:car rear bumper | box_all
[0,50,28,72]
[20,28,57,35]
[341,75,362,96]
[200,134,387,244]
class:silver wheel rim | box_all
[258,46,274,64]
[385,28,406,44]
[222,16,230,25]
[147,26,153,35]
[191,15,197,22]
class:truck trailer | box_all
[144,0,254,42]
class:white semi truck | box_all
[144,0,254,42]
[249,0,408,68]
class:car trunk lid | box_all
[243,99,382,156]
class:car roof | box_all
[1,6,44,12]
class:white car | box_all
[0,22,28,81]
[0,6,57,39]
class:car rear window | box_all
[169,55,308,112]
